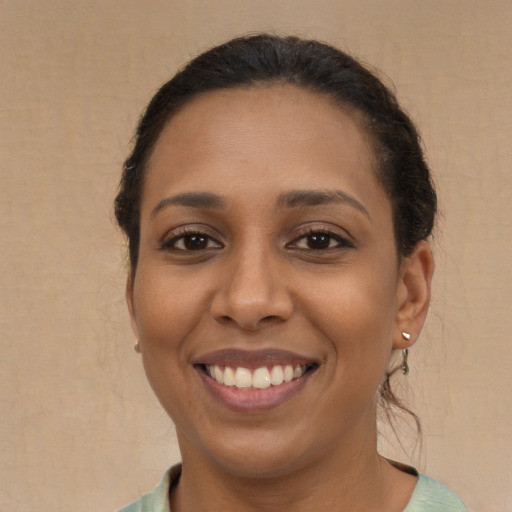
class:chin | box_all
[178,424,320,480]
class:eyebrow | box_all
[151,192,227,217]
[277,189,369,217]
[150,189,369,218]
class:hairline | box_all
[129,81,403,274]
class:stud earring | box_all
[401,348,409,375]
[401,331,412,341]
[134,341,141,353]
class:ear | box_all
[126,273,140,339]
[393,240,435,349]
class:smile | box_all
[205,364,311,389]
[193,349,320,412]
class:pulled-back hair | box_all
[115,34,436,271]
[114,34,437,435]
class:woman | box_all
[115,34,468,512]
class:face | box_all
[128,85,428,478]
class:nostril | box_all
[215,314,283,331]
[261,315,281,323]
[216,315,237,326]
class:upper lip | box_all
[192,348,319,368]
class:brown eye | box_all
[306,233,331,249]
[287,230,354,252]
[183,234,209,250]
[161,230,223,252]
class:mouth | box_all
[198,362,318,390]
[192,349,320,412]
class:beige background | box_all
[1,1,511,511]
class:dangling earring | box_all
[401,348,409,375]
[134,341,141,353]
[400,331,411,375]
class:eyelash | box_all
[287,229,354,252]
[159,227,353,253]
[159,227,223,252]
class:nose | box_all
[210,245,294,331]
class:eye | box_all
[288,230,353,251]
[160,229,223,252]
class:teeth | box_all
[207,364,309,389]
[235,367,252,389]
[223,366,236,386]
[214,365,223,384]
[253,367,271,389]
[270,365,284,385]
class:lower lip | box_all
[195,367,315,413]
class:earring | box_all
[134,341,141,353]
[401,348,409,375]
[400,332,411,374]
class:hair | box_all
[114,33,437,436]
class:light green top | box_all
[119,466,469,512]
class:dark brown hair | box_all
[114,34,436,434]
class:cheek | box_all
[132,271,202,421]
[305,273,397,429]
[304,265,397,371]
[133,268,207,344]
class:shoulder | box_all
[118,465,181,512]
[404,474,469,512]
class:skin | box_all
[127,85,434,512]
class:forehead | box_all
[151,84,372,160]
[143,85,386,214]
